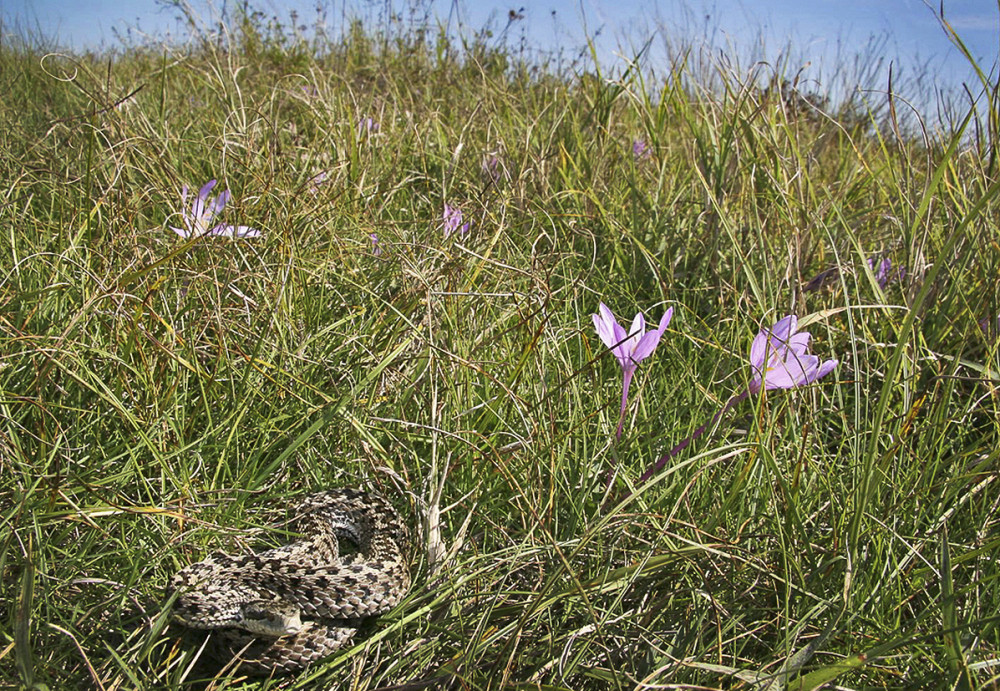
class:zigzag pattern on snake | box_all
[168,488,410,674]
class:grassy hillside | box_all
[1,9,998,690]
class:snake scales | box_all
[168,488,410,674]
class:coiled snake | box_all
[168,488,410,674]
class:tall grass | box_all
[1,5,998,689]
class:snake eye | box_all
[243,606,268,621]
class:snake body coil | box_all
[169,488,409,674]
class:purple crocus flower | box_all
[870,257,890,286]
[169,180,260,239]
[748,314,838,394]
[632,139,650,160]
[868,256,904,288]
[592,302,673,439]
[634,313,838,491]
[357,117,379,137]
[370,233,383,256]
[307,171,329,195]
[443,203,470,237]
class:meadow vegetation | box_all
[1,5,998,689]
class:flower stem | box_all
[636,389,750,485]
[615,369,634,440]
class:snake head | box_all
[239,600,303,637]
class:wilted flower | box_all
[803,267,840,292]
[169,180,260,239]
[632,139,651,160]
[748,314,837,394]
[370,233,382,256]
[443,203,470,237]
[592,302,673,439]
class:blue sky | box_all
[4,0,998,111]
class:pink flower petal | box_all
[593,303,621,351]
[787,331,811,356]
[211,189,230,216]
[770,315,797,342]
[617,312,644,359]
[197,179,217,199]
[810,358,838,384]
[764,353,818,390]
[750,330,769,370]
[748,314,837,393]
[209,224,261,238]
[630,308,672,362]
[658,308,674,334]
